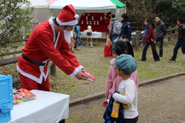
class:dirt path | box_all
[66,75,185,123]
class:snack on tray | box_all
[83,72,96,83]
[13,94,22,104]
[15,89,36,101]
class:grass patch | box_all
[156,40,176,47]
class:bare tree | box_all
[121,0,158,30]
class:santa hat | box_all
[56,4,79,26]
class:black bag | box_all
[87,32,92,36]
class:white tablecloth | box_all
[7,90,69,123]
[81,32,102,38]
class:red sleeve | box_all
[59,36,82,69]
[143,26,152,44]
[35,32,79,78]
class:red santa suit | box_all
[17,5,83,91]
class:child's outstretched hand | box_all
[102,100,108,108]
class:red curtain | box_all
[79,13,111,32]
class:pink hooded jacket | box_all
[105,58,139,99]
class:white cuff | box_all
[56,17,78,26]
[77,65,83,70]
[107,99,110,103]
[68,68,79,78]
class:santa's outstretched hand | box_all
[75,69,87,80]
[81,68,86,73]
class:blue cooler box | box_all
[0,74,13,123]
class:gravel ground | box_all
[66,75,185,123]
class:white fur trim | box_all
[17,65,43,84]
[49,17,60,48]
[56,17,78,26]
[74,14,79,19]
[69,68,79,78]
[17,59,49,84]
[77,65,83,70]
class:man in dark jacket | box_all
[118,13,132,44]
[155,16,167,58]
[169,17,185,63]
[141,19,160,61]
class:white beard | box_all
[64,30,71,44]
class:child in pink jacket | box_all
[103,40,139,106]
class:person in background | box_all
[73,27,79,51]
[107,12,112,33]
[141,19,160,61]
[74,24,83,48]
[155,15,167,59]
[103,40,138,107]
[84,25,93,48]
[70,31,75,53]
[118,13,132,44]
[169,17,185,63]
[109,13,119,47]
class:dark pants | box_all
[142,41,160,61]
[171,41,185,60]
[123,116,138,123]
[74,36,83,48]
[110,34,118,48]
[156,38,164,57]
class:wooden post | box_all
[168,27,171,42]
[135,31,139,50]
[175,26,178,40]
[50,63,56,77]
[0,57,18,66]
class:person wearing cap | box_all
[103,41,138,102]
[155,15,167,58]
[105,54,139,122]
[169,17,185,63]
[17,4,87,91]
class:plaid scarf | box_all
[103,91,124,123]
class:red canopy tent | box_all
[79,13,111,32]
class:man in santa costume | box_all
[17,4,86,91]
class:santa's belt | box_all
[22,54,48,66]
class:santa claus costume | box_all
[17,4,84,91]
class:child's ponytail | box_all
[113,40,134,57]
[125,41,134,57]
